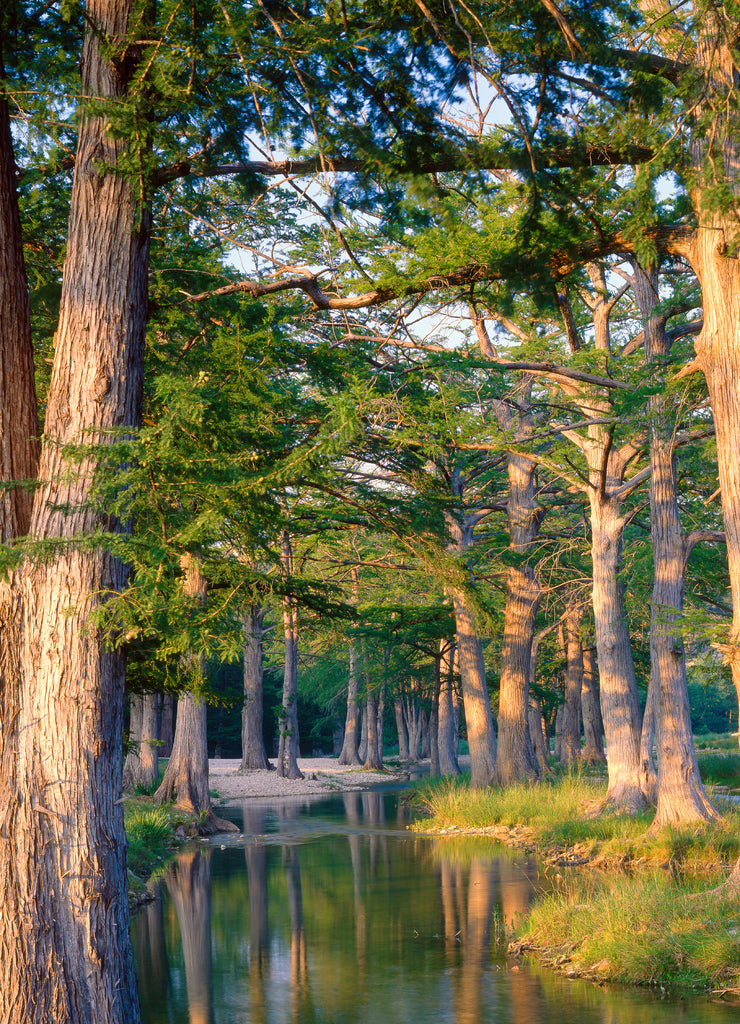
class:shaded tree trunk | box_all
[123,693,144,790]
[159,693,175,758]
[639,670,658,804]
[338,645,362,765]
[438,639,461,776]
[0,34,39,543]
[363,690,382,769]
[277,531,303,780]
[139,691,159,791]
[581,645,606,766]
[241,605,271,771]
[560,602,584,767]
[393,695,410,761]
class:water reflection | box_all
[134,791,739,1024]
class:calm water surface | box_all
[133,788,738,1024]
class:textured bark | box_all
[338,645,362,765]
[639,670,658,804]
[138,691,159,790]
[155,559,236,834]
[420,707,431,759]
[393,695,411,761]
[634,263,718,827]
[159,693,175,758]
[590,495,646,812]
[528,697,549,773]
[0,37,39,542]
[376,686,385,761]
[494,566,540,785]
[438,640,461,776]
[581,646,606,766]
[277,531,303,780]
[405,693,424,759]
[494,443,542,786]
[560,602,584,767]
[429,663,441,777]
[363,690,382,769]
[0,5,151,1018]
[123,693,144,790]
[240,605,271,770]
[553,705,564,762]
[446,503,496,787]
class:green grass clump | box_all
[522,872,740,991]
[125,801,179,879]
[694,732,738,752]
[411,771,650,849]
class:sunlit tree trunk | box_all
[339,645,363,764]
[0,4,149,1017]
[278,531,303,780]
[241,605,271,770]
[494,445,542,786]
[634,263,719,826]
[139,691,159,790]
[363,690,382,769]
[155,558,236,833]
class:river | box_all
[132,787,738,1023]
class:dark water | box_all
[133,789,738,1024]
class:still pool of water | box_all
[133,788,738,1024]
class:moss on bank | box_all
[411,770,740,992]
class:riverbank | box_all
[411,772,740,994]
[209,755,448,801]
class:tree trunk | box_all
[123,693,144,790]
[420,707,431,759]
[338,645,363,765]
[358,705,368,763]
[639,670,658,804]
[155,558,236,833]
[376,687,385,761]
[159,693,175,758]
[393,695,410,761]
[139,691,159,791]
[0,34,39,542]
[363,690,382,769]
[494,442,543,786]
[446,500,497,788]
[0,5,151,1018]
[590,496,647,811]
[494,566,540,785]
[560,602,584,768]
[438,640,461,776]
[528,697,549,773]
[553,705,564,762]
[241,605,271,770]
[634,262,718,827]
[277,531,303,780]
[449,585,497,787]
[581,645,606,766]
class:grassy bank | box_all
[124,797,188,901]
[411,768,740,992]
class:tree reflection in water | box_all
[132,792,738,1024]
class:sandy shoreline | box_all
[208,756,454,802]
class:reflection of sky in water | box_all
[133,790,739,1024]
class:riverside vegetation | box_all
[412,742,740,994]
